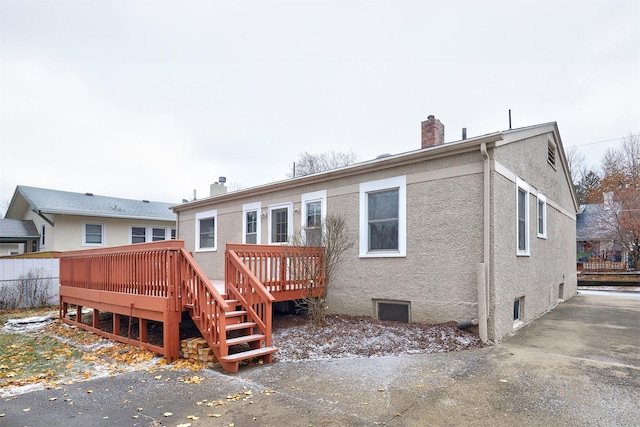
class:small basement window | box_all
[513,297,524,324]
[374,300,410,323]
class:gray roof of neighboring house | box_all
[576,203,619,241]
[0,219,39,239]
[9,186,176,221]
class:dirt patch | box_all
[271,314,482,361]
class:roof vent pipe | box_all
[462,128,467,140]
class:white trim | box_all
[537,193,547,239]
[242,202,261,244]
[195,209,218,252]
[268,202,293,244]
[83,222,105,246]
[301,190,327,245]
[359,175,406,258]
[516,178,530,256]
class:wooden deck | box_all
[58,241,325,373]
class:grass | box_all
[0,307,206,393]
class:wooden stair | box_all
[186,296,277,374]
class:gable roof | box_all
[576,203,619,241]
[173,121,578,212]
[6,186,176,221]
[0,219,39,241]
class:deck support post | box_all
[92,309,99,328]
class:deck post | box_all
[113,313,120,336]
[140,318,147,344]
[92,309,99,328]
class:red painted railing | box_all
[226,244,326,301]
[59,241,326,371]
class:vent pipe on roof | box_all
[509,109,512,130]
[85,192,93,196]
[462,128,467,140]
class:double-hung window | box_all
[84,223,104,246]
[131,226,147,244]
[242,202,261,244]
[537,193,547,239]
[301,190,327,246]
[152,227,167,241]
[195,209,217,251]
[268,203,293,244]
[516,178,530,256]
[359,176,406,257]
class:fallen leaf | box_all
[87,390,93,394]
[163,412,173,417]
[23,408,31,412]
[136,407,144,412]
[208,413,222,418]
[49,397,57,401]
[187,415,199,420]
[176,424,191,427]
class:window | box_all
[84,223,104,246]
[242,202,261,244]
[301,190,327,246]
[516,178,530,256]
[269,203,292,244]
[359,176,406,257]
[537,193,547,239]
[375,300,410,323]
[547,140,557,168]
[152,227,167,241]
[131,226,147,244]
[40,224,46,247]
[195,210,217,251]
[513,297,524,323]
[170,228,176,239]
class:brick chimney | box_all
[421,115,445,148]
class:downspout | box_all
[478,142,490,343]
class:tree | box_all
[566,146,586,185]
[577,170,601,205]
[289,213,356,326]
[289,150,358,178]
[592,133,640,269]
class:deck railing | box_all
[59,241,228,361]
[226,244,326,301]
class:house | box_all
[0,219,40,255]
[2,186,176,254]
[172,117,578,343]
[576,193,629,270]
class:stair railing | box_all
[225,249,275,349]
[176,247,230,355]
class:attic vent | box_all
[142,200,149,203]
[85,192,93,196]
[374,300,410,323]
[547,141,557,169]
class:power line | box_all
[572,137,626,147]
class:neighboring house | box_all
[576,195,629,269]
[0,219,40,255]
[3,186,176,253]
[172,117,578,343]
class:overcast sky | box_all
[1,0,638,207]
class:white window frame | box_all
[359,175,406,258]
[301,190,327,246]
[268,202,293,245]
[537,193,547,239]
[513,296,524,326]
[130,226,148,244]
[195,209,218,252]
[83,222,105,246]
[516,178,530,256]
[242,202,261,244]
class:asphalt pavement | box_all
[2,293,639,426]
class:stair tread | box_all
[220,346,278,362]
[226,334,265,346]
[226,310,247,317]
[225,321,256,331]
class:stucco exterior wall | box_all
[178,153,485,324]
[490,132,577,341]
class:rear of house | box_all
[173,119,578,342]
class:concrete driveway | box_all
[3,293,639,426]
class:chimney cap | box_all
[427,114,435,120]
[218,176,227,184]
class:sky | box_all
[1,0,639,208]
